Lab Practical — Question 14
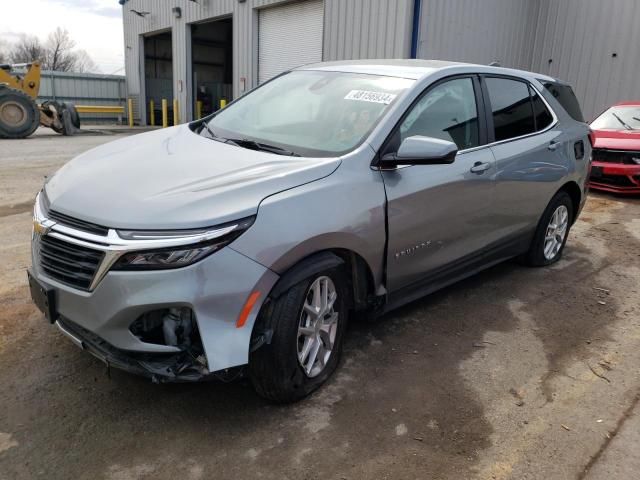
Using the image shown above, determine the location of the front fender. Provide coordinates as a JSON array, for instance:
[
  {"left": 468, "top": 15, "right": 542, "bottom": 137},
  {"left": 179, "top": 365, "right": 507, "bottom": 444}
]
[{"left": 230, "top": 154, "right": 387, "bottom": 291}]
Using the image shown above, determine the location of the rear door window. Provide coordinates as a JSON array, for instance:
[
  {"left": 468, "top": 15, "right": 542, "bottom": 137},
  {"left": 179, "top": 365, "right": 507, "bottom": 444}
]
[
  {"left": 542, "top": 81, "right": 584, "bottom": 122},
  {"left": 485, "top": 77, "right": 536, "bottom": 141}
]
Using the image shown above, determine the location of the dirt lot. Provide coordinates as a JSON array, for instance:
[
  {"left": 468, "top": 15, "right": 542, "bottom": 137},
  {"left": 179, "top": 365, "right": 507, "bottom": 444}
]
[{"left": 1, "top": 128, "right": 639, "bottom": 480}]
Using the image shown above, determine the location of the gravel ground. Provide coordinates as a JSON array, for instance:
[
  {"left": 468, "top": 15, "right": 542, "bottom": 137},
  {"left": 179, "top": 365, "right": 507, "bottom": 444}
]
[{"left": 1, "top": 128, "right": 639, "bottom": 480}]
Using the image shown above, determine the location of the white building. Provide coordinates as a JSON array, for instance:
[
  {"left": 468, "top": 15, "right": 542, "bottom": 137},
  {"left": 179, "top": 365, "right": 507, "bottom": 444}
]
[{"left": 121, "top": 0, "right": 640, "bottom": 124}]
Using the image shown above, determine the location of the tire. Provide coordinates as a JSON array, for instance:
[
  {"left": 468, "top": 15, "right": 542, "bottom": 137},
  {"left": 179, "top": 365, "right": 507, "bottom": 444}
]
[
  {"left": 249, "top": 267, "right": 349, "bottom": 403},
  {"left": 523, "top": 191, "right": 574, "bottom": 267},
  {"left": 0, "top": 87, "right": 40, "bottom": 139},
  {"left": 60, "top": 108, "right": 75, "bottom": 136},
  {"left": 63, "top": 102, "right": 81, "bottom": 129}
]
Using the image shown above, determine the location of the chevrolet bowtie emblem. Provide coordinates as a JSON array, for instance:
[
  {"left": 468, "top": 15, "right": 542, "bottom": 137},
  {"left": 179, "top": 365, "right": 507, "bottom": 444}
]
[{"left": 33, "top": 220, "right": 50, "bottom": 235}]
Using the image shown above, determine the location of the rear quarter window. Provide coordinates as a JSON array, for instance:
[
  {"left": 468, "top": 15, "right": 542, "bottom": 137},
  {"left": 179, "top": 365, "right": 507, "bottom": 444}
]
[
  {"left": 530, "top": 87, "right": 554, "bottom": 131},
  {"left": 542, "top": 81, "right": 585, "bottom": 122}
]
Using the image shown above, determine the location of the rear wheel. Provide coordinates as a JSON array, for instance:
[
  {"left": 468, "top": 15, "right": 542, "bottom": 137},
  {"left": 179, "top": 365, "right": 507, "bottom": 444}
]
[
  {"left": 0, "top": 87, "right": 40, "bottom": 139},
  {"left": 524, "top": 191, "right": 573, "bottom": 266},
  {"left": 249, "top": 267, "right": 348, "bottom": 403}
]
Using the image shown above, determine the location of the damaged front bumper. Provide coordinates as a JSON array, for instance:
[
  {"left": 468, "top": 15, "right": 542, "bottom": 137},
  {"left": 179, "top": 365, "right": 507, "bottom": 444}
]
[
  {"left": 30, "top": 246, "right": 279, "bottom": 378},
  {"left": 590, "top": 161, "right": 640, "bottom": 194},
  {"left": 56, "top": 317, "right": 212, "bottom": 382}
]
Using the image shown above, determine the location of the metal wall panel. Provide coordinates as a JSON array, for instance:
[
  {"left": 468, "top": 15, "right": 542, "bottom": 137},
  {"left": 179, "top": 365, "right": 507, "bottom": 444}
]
[
  {"left": 37, "top": 71, "right": 126, "bottom": 123},
  {"left": 323, "top": 0, "right": 413, "bottom": 60},
  {"left": 416, "top": 0, "right": 540, "bottom": 70},
  {"left": 530, "top": 0, "right": 640, "bottom": 119},
  {"left": 415, "top": 0, "right": 640, "bottom": 120},
  {"left": 123, "top": 0, "right": 640, "bottom": 124},
  {"left": 123, "top": 0, "right": 414, "bottom": 124}
]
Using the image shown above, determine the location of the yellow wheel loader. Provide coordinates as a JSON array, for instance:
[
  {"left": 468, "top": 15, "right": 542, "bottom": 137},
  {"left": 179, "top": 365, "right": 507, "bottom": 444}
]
[{"left": 0, "top": 62, "right": 80, "bottom": 139}]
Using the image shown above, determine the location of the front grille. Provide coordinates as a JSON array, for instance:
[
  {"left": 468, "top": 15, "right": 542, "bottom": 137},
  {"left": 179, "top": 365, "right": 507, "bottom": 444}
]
[
  {"left": 48, "top": 210, "right": 109, "bottom": 236},
  {"left": 39, "top": 235, "right": 104, "bottom": 290},
  {"left": 592, "top": 149, "right": 640, "bottom": 165}
]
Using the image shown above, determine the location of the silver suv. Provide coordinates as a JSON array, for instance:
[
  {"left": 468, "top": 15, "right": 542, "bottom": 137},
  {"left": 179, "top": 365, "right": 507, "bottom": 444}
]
[{"left": 29, "top": 60, "right": 591, "bottom": 402}]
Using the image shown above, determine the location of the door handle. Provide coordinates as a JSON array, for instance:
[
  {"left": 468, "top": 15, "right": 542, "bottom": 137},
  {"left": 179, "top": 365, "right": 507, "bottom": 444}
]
[
  {"left": 470, "top": 161, "right": 491, "bottom": 174},
  {"left": 548, "top": 141, "right": 561, "bottom": 151}
]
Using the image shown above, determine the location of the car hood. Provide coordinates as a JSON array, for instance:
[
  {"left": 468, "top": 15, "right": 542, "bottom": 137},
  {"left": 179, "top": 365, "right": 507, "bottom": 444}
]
[
  {"left": 592, "top": 128, "right": 640, "bottom": 151},
  {"left": 45, "top": 125, "right": 341, "bottom": 229}
]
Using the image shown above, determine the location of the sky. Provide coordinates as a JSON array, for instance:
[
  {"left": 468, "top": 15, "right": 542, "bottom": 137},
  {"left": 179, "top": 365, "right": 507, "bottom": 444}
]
[{"left": 0, "top": 0, "right": 124, "bottom": 74}]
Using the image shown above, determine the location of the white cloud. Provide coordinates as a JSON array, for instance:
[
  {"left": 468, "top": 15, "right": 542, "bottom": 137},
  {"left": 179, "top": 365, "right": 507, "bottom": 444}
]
[{"left": 0, "top": 0, "right": 124, "bottom": 73}]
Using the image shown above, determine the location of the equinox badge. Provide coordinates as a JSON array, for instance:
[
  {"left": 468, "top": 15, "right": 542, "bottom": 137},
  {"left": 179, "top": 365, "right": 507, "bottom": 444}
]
[{"left": 395, "top": 241, "right": 432, "bottom": 260}]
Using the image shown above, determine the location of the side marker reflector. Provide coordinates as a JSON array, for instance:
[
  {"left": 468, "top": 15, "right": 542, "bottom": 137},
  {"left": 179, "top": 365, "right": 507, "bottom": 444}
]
[{"left": 236, "top": 291, "right": 261, "bottom": 328}]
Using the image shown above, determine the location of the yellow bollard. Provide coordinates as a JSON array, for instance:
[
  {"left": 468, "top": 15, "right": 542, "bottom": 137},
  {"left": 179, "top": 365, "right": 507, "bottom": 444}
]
[
  {"left": 149, "top": 100, "right": 155, "bottom": 126},
  {"left": 219, "top": 99, "right": 227, "bottom": 109},
  {"left": 173, "top": 99, "right": 179, "bottom": 125},
  {"left": 196, "top": 101, "right": 203, "bottom": 120},
  {"left": 161, "top": 99, "right": 168, "bottom": 128},
  {"left": 127, "top": 98, "right": 134, "bottom": 127}
]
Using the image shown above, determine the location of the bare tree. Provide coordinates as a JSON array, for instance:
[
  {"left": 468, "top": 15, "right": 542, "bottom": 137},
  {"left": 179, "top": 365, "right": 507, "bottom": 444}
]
[
  {"left": 0, "top": 39, "right": 8, "bottom": 64},
  {"left": 74, "top": 49, "right": 99, "bottom": 73},
  {"left": 3, "top": 28, "right": 99, "bottom": 72},
  {"left": 44, "top": 28, "right": 77, "bottom": 72},
  {"left": 8, "top": 34, "right": 46, "bottom": 64}
]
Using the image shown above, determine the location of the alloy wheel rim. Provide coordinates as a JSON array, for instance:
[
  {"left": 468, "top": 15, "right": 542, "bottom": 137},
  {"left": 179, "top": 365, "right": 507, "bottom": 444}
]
[
  {"left": 543, "top": 205, "right": 569, "bottom": 260},
  {"left": 297, "top": 276, "right": 339, "bottom": 378}
]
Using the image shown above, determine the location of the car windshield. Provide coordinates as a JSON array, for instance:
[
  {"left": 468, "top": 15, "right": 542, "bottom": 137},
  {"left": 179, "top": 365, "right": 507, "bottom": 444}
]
[
  {"left": 591, "top": 106, "right": 640, "bottom": 131},
  {"left": 204, "top": 70, "right": 414, "bottom": 157}
]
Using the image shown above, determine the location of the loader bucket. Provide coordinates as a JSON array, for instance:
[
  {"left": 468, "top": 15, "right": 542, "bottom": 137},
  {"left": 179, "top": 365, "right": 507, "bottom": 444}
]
[{"left": 40, "top": 101, "right": 81, "bottom": 136}]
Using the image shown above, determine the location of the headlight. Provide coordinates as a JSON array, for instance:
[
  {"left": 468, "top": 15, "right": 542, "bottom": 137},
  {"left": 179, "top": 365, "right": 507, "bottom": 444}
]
[
  {"left": 632, "top": 157, "right": 640, "bottom": 165},
  {"left": 112, "top": 216, "right": 255, "bottom": 270},
  {"left": 113, "top": 242, "right": 224, "bottom": 269}
]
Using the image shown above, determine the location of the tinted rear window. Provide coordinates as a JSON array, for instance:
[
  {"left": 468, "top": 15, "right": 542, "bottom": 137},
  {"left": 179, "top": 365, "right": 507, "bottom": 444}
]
[{"left": 542, "top": 81, "right": 584, "bottom": 122}]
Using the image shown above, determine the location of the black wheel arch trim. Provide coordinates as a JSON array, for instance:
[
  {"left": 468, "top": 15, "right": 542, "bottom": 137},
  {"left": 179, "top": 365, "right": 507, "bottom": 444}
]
[{"left": 268, "top": 251, "right": 345, "bottom": 299}]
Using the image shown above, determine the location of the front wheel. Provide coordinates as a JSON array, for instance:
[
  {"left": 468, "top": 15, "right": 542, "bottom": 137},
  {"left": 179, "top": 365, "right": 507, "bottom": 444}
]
[
  {"left": 0, "top": 87, "right": 40, "bottom": 139},
  {"left": 524, "top": 191, "right": 573, "bottom": 266},
  {"left": 249, "top": 268, "right": 348, "bottom": 403}
]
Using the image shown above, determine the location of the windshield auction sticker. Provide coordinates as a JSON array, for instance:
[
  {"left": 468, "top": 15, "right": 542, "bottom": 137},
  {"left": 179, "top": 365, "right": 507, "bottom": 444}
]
[{"left": 344, "top": 90, "right": 397, "bottom": 104}]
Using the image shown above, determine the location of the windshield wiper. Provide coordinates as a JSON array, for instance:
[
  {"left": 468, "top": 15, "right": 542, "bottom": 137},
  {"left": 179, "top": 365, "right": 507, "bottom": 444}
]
[
  {"left": 198, "top": 126, "right": 301, "bottom": 156},
  {"left": 224, "top": 138, "right": 301, "bottom": 157},
  {"left": 199, "top": 122, "right": 217, "bottom": 138},
  {"left": 611, "top": 112, "right": 633, "bottom": 130}
]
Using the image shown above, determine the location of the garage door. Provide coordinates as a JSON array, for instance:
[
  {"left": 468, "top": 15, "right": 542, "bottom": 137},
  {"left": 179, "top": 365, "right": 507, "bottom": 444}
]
[{"left": 258, "top": 0, "right": 324, "bottom": 84}]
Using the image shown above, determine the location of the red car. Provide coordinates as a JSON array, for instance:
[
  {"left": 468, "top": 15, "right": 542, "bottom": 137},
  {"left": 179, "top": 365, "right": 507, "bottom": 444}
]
[{"left": 589, "top": 102, "right": 640, "bottom": 194}]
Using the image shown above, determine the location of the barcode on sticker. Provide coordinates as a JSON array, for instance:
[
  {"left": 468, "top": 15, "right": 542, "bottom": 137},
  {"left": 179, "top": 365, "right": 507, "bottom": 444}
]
[{"left": 344, "top": 90, "right": 397, "bottom": 105}]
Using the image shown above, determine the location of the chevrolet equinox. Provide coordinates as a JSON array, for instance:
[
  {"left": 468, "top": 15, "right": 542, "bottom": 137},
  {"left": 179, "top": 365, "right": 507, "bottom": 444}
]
[{"left": 29, "top": 60, "right": 591, "bottom": 402}]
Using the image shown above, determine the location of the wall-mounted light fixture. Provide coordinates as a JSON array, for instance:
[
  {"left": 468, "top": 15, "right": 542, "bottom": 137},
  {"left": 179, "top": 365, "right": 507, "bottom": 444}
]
[{"left": 172, "top": 6, "right": 182, "bottom": 18}]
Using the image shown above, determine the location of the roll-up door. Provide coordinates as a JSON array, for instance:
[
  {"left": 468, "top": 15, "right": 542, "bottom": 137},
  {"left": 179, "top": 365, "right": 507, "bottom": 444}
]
[{"left": 258, "top": 0, "right": 324, "bottom": 84}]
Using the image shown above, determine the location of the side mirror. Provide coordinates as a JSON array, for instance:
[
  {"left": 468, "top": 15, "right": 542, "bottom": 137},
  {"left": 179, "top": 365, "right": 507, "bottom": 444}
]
[{"left": 380, "top": 136, "right": 458, "bottom": 168}]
